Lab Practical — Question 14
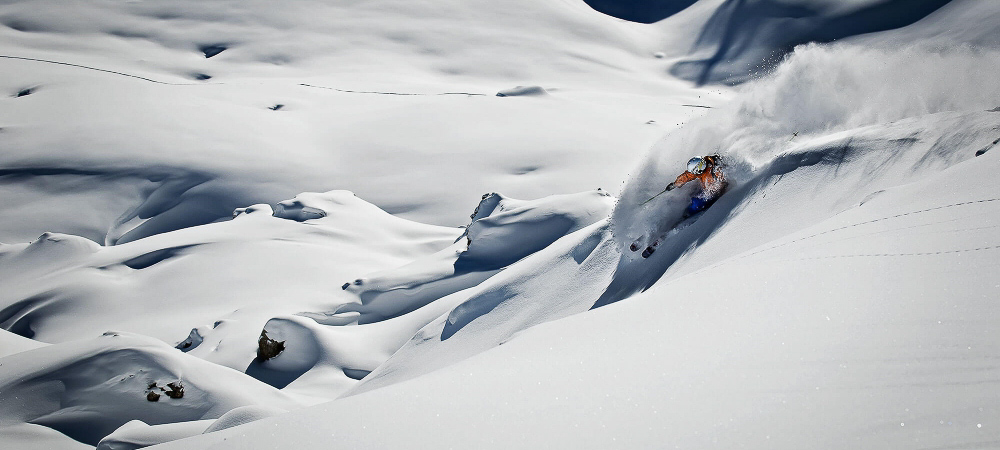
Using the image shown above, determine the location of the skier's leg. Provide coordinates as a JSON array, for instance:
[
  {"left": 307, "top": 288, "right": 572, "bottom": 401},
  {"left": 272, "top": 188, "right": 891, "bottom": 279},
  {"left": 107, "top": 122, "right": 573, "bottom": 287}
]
[{"left": 684, "top": 198, "right": 706, "bottom": 218}]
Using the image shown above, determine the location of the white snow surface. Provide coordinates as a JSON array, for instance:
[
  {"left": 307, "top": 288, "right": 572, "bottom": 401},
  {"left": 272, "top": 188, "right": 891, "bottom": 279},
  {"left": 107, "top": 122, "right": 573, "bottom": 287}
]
[{"left": 1, "top": 0, "right": 1000, "bottom": 449}]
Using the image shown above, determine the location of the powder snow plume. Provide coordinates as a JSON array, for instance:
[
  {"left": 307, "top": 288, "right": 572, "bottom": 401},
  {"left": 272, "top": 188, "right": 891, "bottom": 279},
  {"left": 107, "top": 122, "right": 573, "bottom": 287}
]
[{"left": 612, "top": 42, "right": 1000, "bottom": 247}]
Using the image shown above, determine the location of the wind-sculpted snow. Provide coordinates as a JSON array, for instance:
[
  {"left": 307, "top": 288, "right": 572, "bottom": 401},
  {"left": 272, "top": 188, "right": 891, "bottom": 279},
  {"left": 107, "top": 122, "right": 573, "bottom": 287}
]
[
  {"left": 242, "top": 190, "right": 614, "bottom": 398},
  {"left": 348, "top": 219, "right": 621, "bottom": 396},
  {"left": 0, "top": 191, "right": 459, "bottom": 368},
  {"left": 3, "top": 0, "right": 1000, "bottom": 449},
  {"left": 0, "top": 332, "right": 299, "bottom": 447},
  {"left": 311, "top": 36, "right": 1000, "bottom": 431},
  {"left": 338, "top": 191, "right": 615, "bottom": 324},
  {"left": 0, "top": 0, "right": 686, "bottom": 245},
  {"left": 0, "top": 186, "right": 618, "bottom": 424},
  {"left": 96, "top": 420, "right": 214, "bottom": 450},
  {"left": 671, "top": 0, "right": 953, "bottom": 84},
  {"left": 321, "top": 193, "right": 648, "bottom": 395},
  {"left": 200, "top": 405, "right": 287, "bottom": 434},
  {"left": 0, "top": 165, "right": 243, "bottom": 246},
  {"left": 348, "top": 105, "right": 1000, "bottom": 399},
  {"left": 159, "top": 103, "right": 1000, "bottom": 450},
  {"left": 244, "top": 314, "right": 427, "bottom": 398},
  {"left": 0, "top": 328, "right": 46, "bottom": 358},
  {"left": 46, "top": 36, "right": 1000, "bottom": 441},
  {"left": 459, "top": 191, "right": 614, "bottom": 269}
]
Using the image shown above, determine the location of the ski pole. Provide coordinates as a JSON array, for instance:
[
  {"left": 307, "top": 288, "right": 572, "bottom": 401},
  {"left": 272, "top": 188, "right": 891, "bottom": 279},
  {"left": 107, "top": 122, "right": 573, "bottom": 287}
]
[{"left": 640, "top": 187, "right": 669, "bottom": 205}]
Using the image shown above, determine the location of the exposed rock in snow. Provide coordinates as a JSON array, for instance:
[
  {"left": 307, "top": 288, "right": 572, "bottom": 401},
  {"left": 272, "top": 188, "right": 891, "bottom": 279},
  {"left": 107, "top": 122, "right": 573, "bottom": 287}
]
[
  {"left": 174, "top": 328, "right": 204, "bottom": 352},
  {"left": 272, "top": 195, "right": 329, "bottom": 222},
  {"left": 495, "top": 86, "right": 548, "bottom": 97},
  {"left": 0, "top": 333, "right": 300, "bottom": 446},
  {"left": 255, "top": 329, "right": 285, "bottom": 362}
]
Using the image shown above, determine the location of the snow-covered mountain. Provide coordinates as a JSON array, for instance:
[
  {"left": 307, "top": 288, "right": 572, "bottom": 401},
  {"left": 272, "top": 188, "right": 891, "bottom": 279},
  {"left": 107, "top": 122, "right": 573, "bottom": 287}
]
[{"left": 1, "top": 0, "right": 999, "bottom": 449}]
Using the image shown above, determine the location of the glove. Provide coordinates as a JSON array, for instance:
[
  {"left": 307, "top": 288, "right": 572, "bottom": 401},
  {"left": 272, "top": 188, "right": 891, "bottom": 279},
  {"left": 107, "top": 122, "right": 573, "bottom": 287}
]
[{"left": 665, "top": 183, "right": 675, "bottom": 191}]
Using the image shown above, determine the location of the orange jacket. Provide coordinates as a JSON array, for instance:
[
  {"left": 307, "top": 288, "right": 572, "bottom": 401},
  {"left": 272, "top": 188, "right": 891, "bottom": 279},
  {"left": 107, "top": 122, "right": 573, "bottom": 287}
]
[{"left": 672, "top": 156, "right": 727, "bottom": 199}]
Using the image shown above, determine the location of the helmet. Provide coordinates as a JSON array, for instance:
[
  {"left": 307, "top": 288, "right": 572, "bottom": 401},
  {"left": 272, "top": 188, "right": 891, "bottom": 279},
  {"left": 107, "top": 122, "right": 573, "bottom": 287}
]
[{"left": 687, "top": 157, "right": 707, "bottom": 174}]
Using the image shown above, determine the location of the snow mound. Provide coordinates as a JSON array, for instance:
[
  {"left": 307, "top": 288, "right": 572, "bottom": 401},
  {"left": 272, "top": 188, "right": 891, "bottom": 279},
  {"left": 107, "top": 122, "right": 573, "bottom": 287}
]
[
  {"left": 350, "top": 40, "right": 1000, "bottom": 397},
  {"left": 0, "top": 328, "right": 46, "bottom": 358},
  {"left": 0, "top": 189, "right": 459, "bottom": 376},
  {"left": 96, "top": 419, "right": 213, "bottom": 450},
  {"left": 243, "top": 190, "right": 613, "bottom": 398},
  {"left": 245, "top": 308, "right": 456, "bottom": 400},
  {"left": 0, "top": 332, "right": 300, "bottom": 446},
  {"left": 202, "top": 405, "right": 287, "bottom": 434},
  {"left": 349, "top": 218, "right": 620, "bottom": 395},
  {"left": 460, "top": 191, "right": 613, "bottom": 268},
  {"left": 337, "top": 190, "right": 614, "bottom": 324},
  {"left": 245, "top": 317, "right": 324, "bottom": 391}
]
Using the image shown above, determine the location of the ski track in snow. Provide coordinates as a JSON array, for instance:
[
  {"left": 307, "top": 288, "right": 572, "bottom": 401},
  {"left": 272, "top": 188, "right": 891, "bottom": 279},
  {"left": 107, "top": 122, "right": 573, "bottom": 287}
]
[
  {"left": 735, "top": 197, "right": 1000, "bottom": 260},
  {"left": 0, "top": 55, "right": 206, "bottom": 85},
  {"left": 298, "top": 83, "right": 488, "bottom": 97}
]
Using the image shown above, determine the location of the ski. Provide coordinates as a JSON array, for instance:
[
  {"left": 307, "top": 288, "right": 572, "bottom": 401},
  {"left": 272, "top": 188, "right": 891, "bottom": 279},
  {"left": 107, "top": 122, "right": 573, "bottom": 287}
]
[
  {"left": 629, "top": 236, "right": 644, "bottom": 252},
  {"left": 641, "top": 238, "right": 660, "bottom": 258},
  {"left": 637, "top": 210, "right": 707, "bottom": 258}
]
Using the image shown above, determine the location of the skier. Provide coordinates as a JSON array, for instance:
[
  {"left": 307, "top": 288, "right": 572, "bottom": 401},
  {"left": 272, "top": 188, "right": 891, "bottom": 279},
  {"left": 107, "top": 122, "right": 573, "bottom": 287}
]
[
  {"left": 631, "top": 154, "right": 728, "bottom": 256},
  {"left": 666, "top": 154, "right": 727, "bottom": 218}
]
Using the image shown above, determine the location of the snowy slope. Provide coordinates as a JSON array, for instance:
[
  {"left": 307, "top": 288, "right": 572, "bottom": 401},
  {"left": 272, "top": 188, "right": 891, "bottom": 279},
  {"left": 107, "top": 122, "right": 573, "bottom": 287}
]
[
  {"left": 155, "top": 3, "right": 1000, "bottom": 446},
  {"left": 0, "top": 332, "right": 300, "bottom": 446},
  {"left": 0, "top": 191, "right": 459, "bottom": 355},
  {"left": 155, "top": 108, "right": 1000, "bottom": 450},
  {"left": 339, "top": 107, "right": 1000, "bottom": 396},
  {"left": 2, "top": 0, "right": 1000, "bottom": 449},
  {"left": 0, "top": 0, "right": 718, "bottom": 245}
]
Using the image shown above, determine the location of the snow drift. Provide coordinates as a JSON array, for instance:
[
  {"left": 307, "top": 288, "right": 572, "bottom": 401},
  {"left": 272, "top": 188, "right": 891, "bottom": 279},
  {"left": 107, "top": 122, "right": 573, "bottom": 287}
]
[
  {"left": 246, "top": 190, "right": 615, "bottom": 399},
  {"left": 338, "top": 190, "right": 615, "bottom": 324},
  {"left": 0, "top": 332, "right": 298, "bottom": 446},
  {"left": 0, "top": 0, "right": 685, "bottom": 245}
]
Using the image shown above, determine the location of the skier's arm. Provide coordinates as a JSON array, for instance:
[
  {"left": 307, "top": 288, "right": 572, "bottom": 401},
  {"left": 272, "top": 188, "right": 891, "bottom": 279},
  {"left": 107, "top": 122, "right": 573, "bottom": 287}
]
[{"left": 668, "top": 171, "right": 697, "bottom": 190}]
